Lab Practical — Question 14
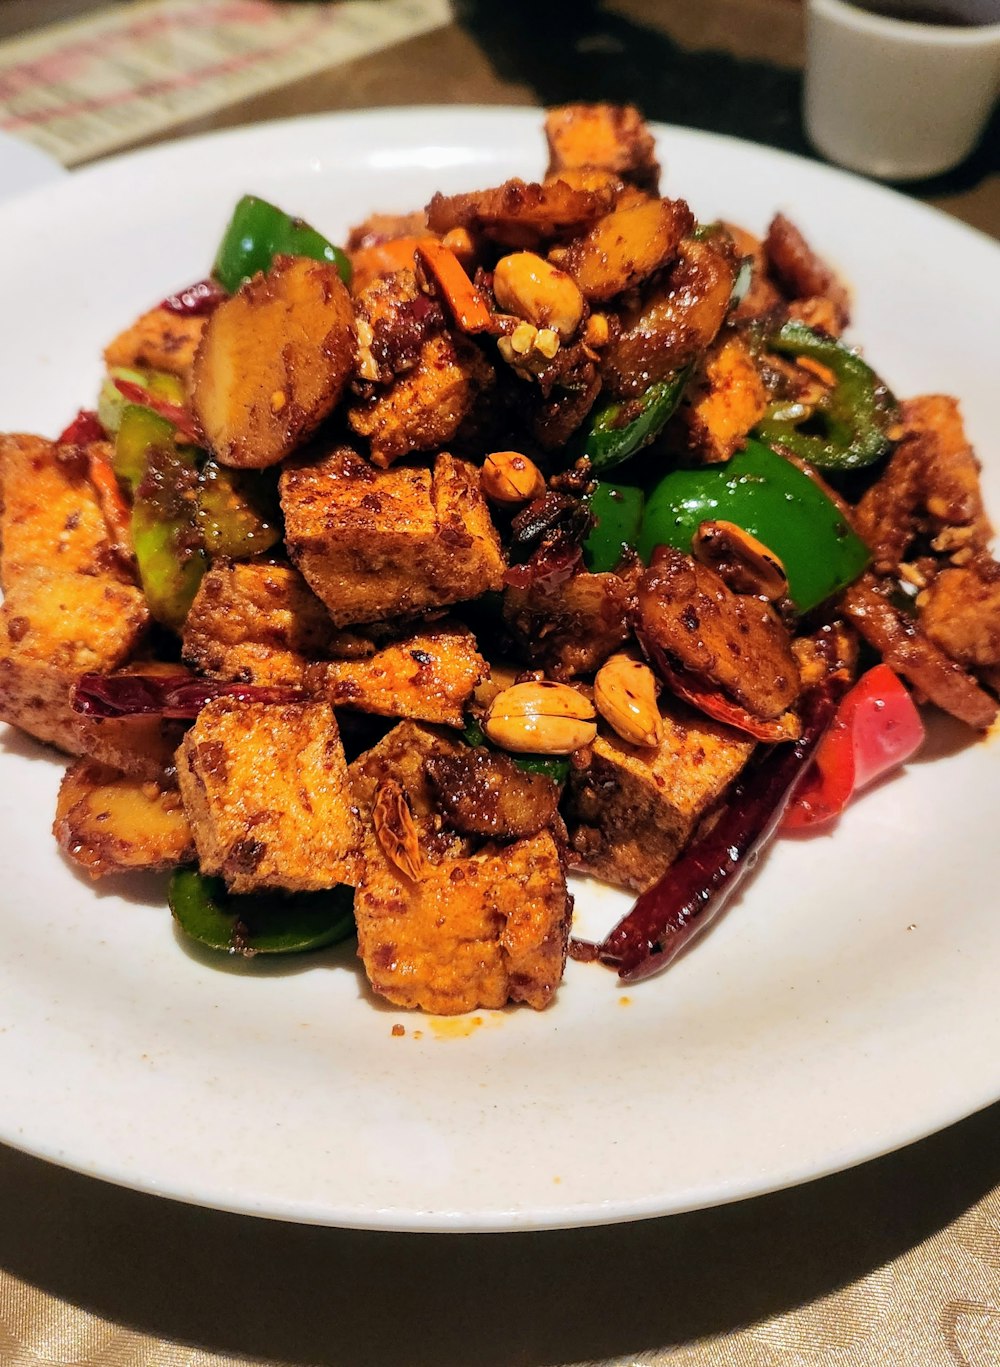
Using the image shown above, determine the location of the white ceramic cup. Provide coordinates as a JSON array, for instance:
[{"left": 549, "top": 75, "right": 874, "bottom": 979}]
[{"left": 805, "top": 0, "right": 1000, "bottom": 179}]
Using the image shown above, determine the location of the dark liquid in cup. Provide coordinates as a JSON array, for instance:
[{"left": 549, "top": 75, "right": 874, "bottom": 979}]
[{"left": 852, "top": 0, "right": 998, "bottom": 21}]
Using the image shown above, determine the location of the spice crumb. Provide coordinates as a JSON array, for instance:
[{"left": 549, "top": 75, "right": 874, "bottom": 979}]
[{"left": 391, "top": 1023, "right": 405, "bottom": 1037}]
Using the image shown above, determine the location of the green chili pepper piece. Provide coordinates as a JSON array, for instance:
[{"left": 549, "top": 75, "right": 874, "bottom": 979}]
[
  {"left": 753, "top": 319, "right": 897, "bottom": 471},
  {"left": 582, "top": 368, "right": 690, "bottom": 472},
  {"left": 583, "top": 481, "right": 645, "bottom": 573},
  {"left": 460, "top": 715, "right": 570, "bottom": 785},
  {"left": 197, "top": 460, "right": 282, "bottom": 559},
  {"left": 213, "top": 194, "right": 351, "bottom": 293},
  {"left": 132, "top": 439, "right": 207, "bottom": 630},
  {"left": 114, "top": 403, "right": 174, "bottom": 492},
  {"left": 639, "top": 438, "right": 869, "bottom": 614},
  {"left": 169, "top": 869, "right": 355, "bottom": 956},
  {"left": 511, "top": 754, "right": 572, "bottom": 784}
]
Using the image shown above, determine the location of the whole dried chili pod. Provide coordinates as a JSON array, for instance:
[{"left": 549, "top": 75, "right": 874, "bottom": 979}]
[
  {"left": 73, "top": 672, "right": 303, "bottom": 720},
  {"left": 593, "top": 679, "right": 844, "bottom": 982}
]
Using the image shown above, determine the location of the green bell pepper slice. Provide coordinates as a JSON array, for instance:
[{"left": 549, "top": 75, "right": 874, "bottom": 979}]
[
  {"left": 213, "top": 194, "right": 351, "bottom": 293},
  {"left": 638, "top": 438, "right": 869, "bottom": 614},
  {"left": 581, "top": 368, "right": 690, "bottom": 472},
  {"left": 113, "top": 403, "right": 173, "bottom": 492},
  {"left": 582, "top": 481, "right": 645, "bottom": 574},
  {"left": 754, "top": 319, "right": 897, "bottom": 471},
  {"left": 197, "top": 460, "right": 282, "bottom": 559},
  {"left": 116, "top": 404, "right": 207, "bottom": 628},
  {"left": 169, "top": 869, "right": 355, "bottom": 956}
]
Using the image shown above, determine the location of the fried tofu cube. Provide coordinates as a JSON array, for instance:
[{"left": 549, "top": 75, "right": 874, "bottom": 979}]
[
  {"left": 355, "top": 830, "right": 571, "bottom": 1014},
  {"left": 544, "top": 103, "right": 660, "bottom": 191},
  {"left": 176, "top": 698, "right": 360, "bottom": 893},
  {"left": 183, "top": 560, "right": 336, "bottom": 687},
  {"left": 566, "top": 701, "right": 755, "bottom": 891},
  {"left": 677, "top": 332, "right": 768, "bottom": 464},
  {"left": 0, "top": 570, "right": 148, "bottom": 752},
  {"left": 54, "top": 760, "right": 194, "bottom": 879},
  {"left": 104, "top": 305, "right": 206, "bottom": 385},
  {"left": 0, "top": 435, "right": 121, "bottom": 589},
  {"left": 321, "top": 622, "right": 486, "bottom": 726},
  {"left": 281, "top": 447, "right": 505, "bottom": 626},
  {"left": 348, "top": 331, "right": 493, "bottom": 467}
]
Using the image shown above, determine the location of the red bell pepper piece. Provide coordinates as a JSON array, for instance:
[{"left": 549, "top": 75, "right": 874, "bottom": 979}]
[{"left": 783, "top": 663, "right": 924, "bottom": 830}]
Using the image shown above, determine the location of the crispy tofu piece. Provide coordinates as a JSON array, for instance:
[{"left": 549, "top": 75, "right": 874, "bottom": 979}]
[
  {"left": 183, "top": 560, "right": 336, "bottom": 687},
  {"left": 348, "top": 331, "right": 493, "bottom": 467},
  {"left": 176, "top": 698, "right": 360, "bottom": 893},
  {"left": 72, "top": 661, "right": 187, "bottom": 781},
  {"left": 54, "top": 760, "right": 194, "bottom": 879},
  {"left": 567, "top": 701, "right": 754, "bottom": 891},
  {"left": 677, "top": 332, "right": 768, "bottom": 463},
  {"left": 73, "top": 712, "right": 185, "bottom": 782},
  {"left": 0, "top": 435, "right": 122, "bottom": 589},
  {"left": 503, "top": 570, "right": 635, "bottom": 678},
  {"left": 355, "top": 830, "right": 571, "bottom": 1014},
  {"left": 551, "top": 197, "right": 693, "bottom": 303},
  {"left": 281, "top": 447, "right": 505, "bottom": 626},
  {"left": 104, "top": 305, "right": 205, "bottom": 384},
  {"left": 320, "top": 623, "right": 486, "bottom": 726},
  {"left": 544, "top": 103, "right": 660, "bottom": 191},
  {"left": 0, "top": 570, "right": 148, "bottom": 753}
]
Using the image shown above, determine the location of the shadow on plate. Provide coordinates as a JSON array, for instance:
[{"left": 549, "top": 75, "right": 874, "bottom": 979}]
[{"left": 0, "top": 1101, "right": 997, "bottom": 1365}]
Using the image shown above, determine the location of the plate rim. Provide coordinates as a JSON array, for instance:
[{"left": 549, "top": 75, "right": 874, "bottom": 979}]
[{"left": 0, "top": 106, "right": 998, "bottom": 1233}]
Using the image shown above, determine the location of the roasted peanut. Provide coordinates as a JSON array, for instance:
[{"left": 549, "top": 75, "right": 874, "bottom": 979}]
[
  {"left": 594, "top": 654, "right": 663, "bottom": 748},
  {"left": 481, "top": 451, "right": 546, "bottom": 505},
  {"left": 692, "top": 520, "right": 789, "bottom": 601},
  {"left": 484, "top": 680, "right": 596, "bottom": 754},
  {"left": 441, "top": 226, "right": 476, "bottom": 269},
  {"left": 493, "top": 251, "right": 585, "bottom": 341}
]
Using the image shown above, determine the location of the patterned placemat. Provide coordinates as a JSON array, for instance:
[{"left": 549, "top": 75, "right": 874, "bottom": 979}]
[{"left": 0, "top": 0, "right": 452, "bottom": 166}]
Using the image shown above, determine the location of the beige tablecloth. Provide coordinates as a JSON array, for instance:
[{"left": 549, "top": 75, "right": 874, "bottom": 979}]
[{"left": 0, "top": 3, "right": 998, "bottom": 1364}]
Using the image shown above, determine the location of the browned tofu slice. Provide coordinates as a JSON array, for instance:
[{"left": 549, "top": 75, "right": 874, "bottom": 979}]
[
  {"left": 355, "top": 831, "right": 571, "bottom": 1014},
  {"left": 348, "top": 331, "right": 493, "bottom": 468},
  {"left": 544, "top": 103, "right": 660, "bottom": 191},
  {"left": 176, "top": 698, "right": 360, "bottom": 893},
  {"left": 104, "top": 305, "right": 206, "bottom": 384},
  {"left": 54, "top": 760, "right": 194, "bottom": 879},
  {"left": 183, "top": 560, "right": 336, "bottom": 687},
  {"left": 281, "top": 447, "right": 505, "bottom": 626},
  {"left": 320, "top": 623, "right": 486, "bottom": 726},
  {"left": 566, "top": 701, "right": 755, "bottom": 891},
  {"left": 0, "top": 435, "right": 123, "bottom": 590},
  {"left": 504, "top": 569, "right": 634, "bottom": 678},
  {"left": 676, "top": 332, "right": 768, "bottom": 464},
  {"left": 0, "top": 570, "right": 148, "bottom": 752}
]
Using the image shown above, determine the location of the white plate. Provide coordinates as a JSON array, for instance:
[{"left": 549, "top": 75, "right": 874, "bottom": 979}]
[
  {"left": 0, "top": 109, "right": 998, "bottom": 1233},
  {"left": 0, "top": 129, "right": 65, "bottom": 202}
]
